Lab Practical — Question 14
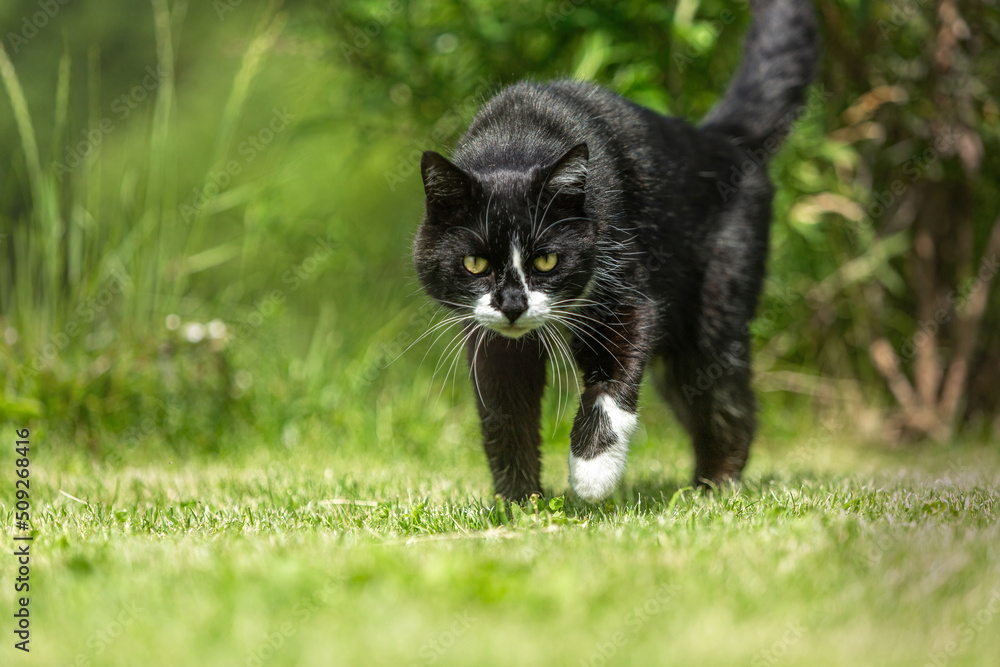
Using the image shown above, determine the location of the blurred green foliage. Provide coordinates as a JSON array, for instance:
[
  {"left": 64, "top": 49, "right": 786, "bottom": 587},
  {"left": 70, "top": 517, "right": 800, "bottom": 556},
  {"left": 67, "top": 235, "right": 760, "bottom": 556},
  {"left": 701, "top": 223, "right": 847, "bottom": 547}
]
[{"left": 1, "top": 0, "right": 998, "bottom": 454}]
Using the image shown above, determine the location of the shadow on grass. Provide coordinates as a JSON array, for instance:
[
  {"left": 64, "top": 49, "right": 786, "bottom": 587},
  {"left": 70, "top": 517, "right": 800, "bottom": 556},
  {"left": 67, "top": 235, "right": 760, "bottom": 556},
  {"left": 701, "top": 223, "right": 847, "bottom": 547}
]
[
  {"left": 448, "top": 468, "right": 832, "bottom": 533},
  {"left": 554, "top": 469, "right": 829, "bottom": 519}
]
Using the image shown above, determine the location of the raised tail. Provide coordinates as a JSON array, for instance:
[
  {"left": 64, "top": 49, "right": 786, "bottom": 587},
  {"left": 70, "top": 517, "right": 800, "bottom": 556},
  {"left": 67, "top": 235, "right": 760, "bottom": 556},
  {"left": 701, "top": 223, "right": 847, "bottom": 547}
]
[{"left": 700, "top": 0, "right": 818, "bottom": 150}]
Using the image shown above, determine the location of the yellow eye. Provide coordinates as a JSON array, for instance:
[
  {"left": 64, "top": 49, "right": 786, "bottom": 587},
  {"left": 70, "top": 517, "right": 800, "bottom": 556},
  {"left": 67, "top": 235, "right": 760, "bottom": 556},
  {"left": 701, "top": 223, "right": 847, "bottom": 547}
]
[
  {"left": 533, "top": 253, "right": 558, "bottom": 272},
  {"left": 463, "top": 255, "right": 489, "bottom": 274}
]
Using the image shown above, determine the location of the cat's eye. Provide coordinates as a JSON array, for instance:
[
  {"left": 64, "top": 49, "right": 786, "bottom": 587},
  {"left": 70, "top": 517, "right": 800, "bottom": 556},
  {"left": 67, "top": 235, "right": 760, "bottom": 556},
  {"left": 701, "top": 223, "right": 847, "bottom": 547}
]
[
  {"left": 533, "top": 253, "right": 558, "bottom": 272},
  {"left": 463, "top": 255, "right": 489, "bottom": 275}
]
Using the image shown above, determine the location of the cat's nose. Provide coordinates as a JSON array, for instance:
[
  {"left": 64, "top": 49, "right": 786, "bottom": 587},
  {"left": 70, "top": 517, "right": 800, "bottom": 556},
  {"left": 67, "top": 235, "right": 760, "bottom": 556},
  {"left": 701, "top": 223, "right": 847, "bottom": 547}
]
[
  {"left": 501, "top": 305, "right": 526, "bottom": 324},
  {"left": 496, "top": 288, "right": 527, "bottom": 324}
]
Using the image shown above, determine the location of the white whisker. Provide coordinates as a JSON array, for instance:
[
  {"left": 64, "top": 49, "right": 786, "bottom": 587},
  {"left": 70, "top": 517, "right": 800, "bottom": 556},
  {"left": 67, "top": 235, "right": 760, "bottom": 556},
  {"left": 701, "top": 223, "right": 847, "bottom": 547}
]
[
  {"left": 469, "top": 327, "right": 489, "bottom": 405},
  {"left": 535, "top": 327, "right": 560, "bottom": 425},
  {"left": 484, "top": 190, "right": 495, "bottom": 242},
  {"left": 544, "top": 323, "right": 580, "bottom": 427},
  {"left": 417, "top": 314, "right": 478, "bottom": 370},
  {"left": 434, "top": 324, "right": 480, "bottom": 406},
  {"left": 536, "top": 184, "right": 566, "bottom": 236}
]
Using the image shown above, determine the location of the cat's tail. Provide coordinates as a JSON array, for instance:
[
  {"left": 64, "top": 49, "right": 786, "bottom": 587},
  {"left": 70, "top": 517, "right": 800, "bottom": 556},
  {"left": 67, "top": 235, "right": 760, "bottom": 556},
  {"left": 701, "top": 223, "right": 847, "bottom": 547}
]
[{"left": 699, "top": 0, "right": 818, "bottom": 151}]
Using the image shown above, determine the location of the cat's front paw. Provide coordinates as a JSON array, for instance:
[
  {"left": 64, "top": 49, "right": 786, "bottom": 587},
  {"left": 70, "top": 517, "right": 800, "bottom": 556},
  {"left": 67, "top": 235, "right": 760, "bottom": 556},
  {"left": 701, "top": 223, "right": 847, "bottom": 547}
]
[
  {"left": 569, "top": 447, "right": 628, "bottom": 502},
  {"left": 568, "top": 394, "right": 637, "bottom": 502}
]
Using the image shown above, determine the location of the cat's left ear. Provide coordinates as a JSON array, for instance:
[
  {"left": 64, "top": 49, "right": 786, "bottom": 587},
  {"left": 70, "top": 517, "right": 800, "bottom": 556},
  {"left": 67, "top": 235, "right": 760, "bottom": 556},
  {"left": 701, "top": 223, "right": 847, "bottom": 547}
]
[
  {"left": 543, "top": 143, "right": 589, "bottom": 197},
  {"left": 421, "top": 151, "right": 472, "bottom": 209}
]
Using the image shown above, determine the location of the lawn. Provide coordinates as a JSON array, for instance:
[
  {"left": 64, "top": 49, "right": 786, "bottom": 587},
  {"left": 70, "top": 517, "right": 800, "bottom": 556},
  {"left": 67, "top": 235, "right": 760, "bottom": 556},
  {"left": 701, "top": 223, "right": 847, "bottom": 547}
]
[{"left": 4, "top": 414, "right": 998, "bottom": 666}]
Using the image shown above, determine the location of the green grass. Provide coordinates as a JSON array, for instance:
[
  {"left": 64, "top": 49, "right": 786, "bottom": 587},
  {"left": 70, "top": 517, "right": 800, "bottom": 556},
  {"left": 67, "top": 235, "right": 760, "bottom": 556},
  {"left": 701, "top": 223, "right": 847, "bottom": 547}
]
[{"left": 3, "top": 429, "right": 999, "bottom": 666}]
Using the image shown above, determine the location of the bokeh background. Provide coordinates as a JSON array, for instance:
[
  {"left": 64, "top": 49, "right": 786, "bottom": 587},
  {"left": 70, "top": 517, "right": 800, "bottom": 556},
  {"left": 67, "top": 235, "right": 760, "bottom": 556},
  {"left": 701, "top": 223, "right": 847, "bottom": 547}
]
[{"left": 2, "top": 0, "right": 999, "bottom": 459}]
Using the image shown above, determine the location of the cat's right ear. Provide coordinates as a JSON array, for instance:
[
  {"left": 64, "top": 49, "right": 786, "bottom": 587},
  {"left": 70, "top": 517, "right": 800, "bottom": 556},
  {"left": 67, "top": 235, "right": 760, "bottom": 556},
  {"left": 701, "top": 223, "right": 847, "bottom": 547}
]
[
  {"left": 421, "top": 152, "right": 471, "bottom": 213},
  {"left": 544, "top": 143, "right": 589, "bottom": 197}
]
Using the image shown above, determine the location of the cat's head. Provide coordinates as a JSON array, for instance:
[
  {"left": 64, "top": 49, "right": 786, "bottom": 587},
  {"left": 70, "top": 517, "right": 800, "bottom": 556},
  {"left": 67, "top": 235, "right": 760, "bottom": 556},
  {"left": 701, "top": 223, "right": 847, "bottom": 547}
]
[{"left": 413, "top": 143, "right": 596, "bottom": 339}]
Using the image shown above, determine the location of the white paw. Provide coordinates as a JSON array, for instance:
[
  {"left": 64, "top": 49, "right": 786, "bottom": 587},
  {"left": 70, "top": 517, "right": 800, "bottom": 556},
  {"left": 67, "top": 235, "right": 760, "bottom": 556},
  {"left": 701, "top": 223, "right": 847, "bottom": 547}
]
[
  {"left": 569, "top": 395, "right": 637, "bottom": 502},
  {"left": 569, "top": 447, "right": 628, "bottom": 502}
]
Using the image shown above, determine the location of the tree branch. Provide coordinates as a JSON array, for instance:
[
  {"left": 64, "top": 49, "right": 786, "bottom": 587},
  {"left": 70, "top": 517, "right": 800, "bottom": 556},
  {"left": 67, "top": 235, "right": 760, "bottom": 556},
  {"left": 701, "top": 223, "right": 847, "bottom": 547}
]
[{"left": 939, "top": 214, "right": 1000, "bottom": 421}]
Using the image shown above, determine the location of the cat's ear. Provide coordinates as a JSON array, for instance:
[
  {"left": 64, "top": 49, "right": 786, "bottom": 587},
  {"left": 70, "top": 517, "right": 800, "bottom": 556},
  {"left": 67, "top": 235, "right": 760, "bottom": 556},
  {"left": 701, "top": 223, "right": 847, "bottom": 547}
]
[
  {"left": 544, "top": 143, "right": 589, "bottom": 197},
  {"left": 421, "top": 151, "right": 471, "bottom": 209}
]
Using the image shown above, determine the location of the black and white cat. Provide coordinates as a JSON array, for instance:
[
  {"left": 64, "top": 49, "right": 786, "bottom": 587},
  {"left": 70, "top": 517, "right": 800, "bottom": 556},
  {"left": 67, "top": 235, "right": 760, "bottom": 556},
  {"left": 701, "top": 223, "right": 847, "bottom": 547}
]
[{"left": 413, "top": 0, "right": 818, "bottom": 501}]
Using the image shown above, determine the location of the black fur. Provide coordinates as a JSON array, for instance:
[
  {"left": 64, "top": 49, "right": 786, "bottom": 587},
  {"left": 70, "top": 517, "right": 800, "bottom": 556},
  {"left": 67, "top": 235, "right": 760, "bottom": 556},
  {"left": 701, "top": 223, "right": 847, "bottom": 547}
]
[{"left": 413, "top": 0, "right": 818, "bottom": 500}]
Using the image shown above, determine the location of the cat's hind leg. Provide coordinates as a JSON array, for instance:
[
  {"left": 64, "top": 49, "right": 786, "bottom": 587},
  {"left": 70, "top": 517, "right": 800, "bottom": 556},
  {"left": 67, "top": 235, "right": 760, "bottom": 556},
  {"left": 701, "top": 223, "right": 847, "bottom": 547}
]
[
  {"left": 467, "top": 330, "right": 548, "bottom": 500},
  {"left": 691, "top": 344, "right": 756, "bottom": 486},
  {"left": 659, "top": 340, "right": 756, "bottom": 488},
  {"left": 677, "top": 183, "right": 767, "bottom": 486}
]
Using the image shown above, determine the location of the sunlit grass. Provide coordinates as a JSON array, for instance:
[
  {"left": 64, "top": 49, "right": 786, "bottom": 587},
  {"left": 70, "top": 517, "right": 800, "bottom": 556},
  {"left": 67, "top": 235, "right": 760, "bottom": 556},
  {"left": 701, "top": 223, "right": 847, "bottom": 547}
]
[{"left": 3, "top": 434, "right": 998, "bottom": 666}]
